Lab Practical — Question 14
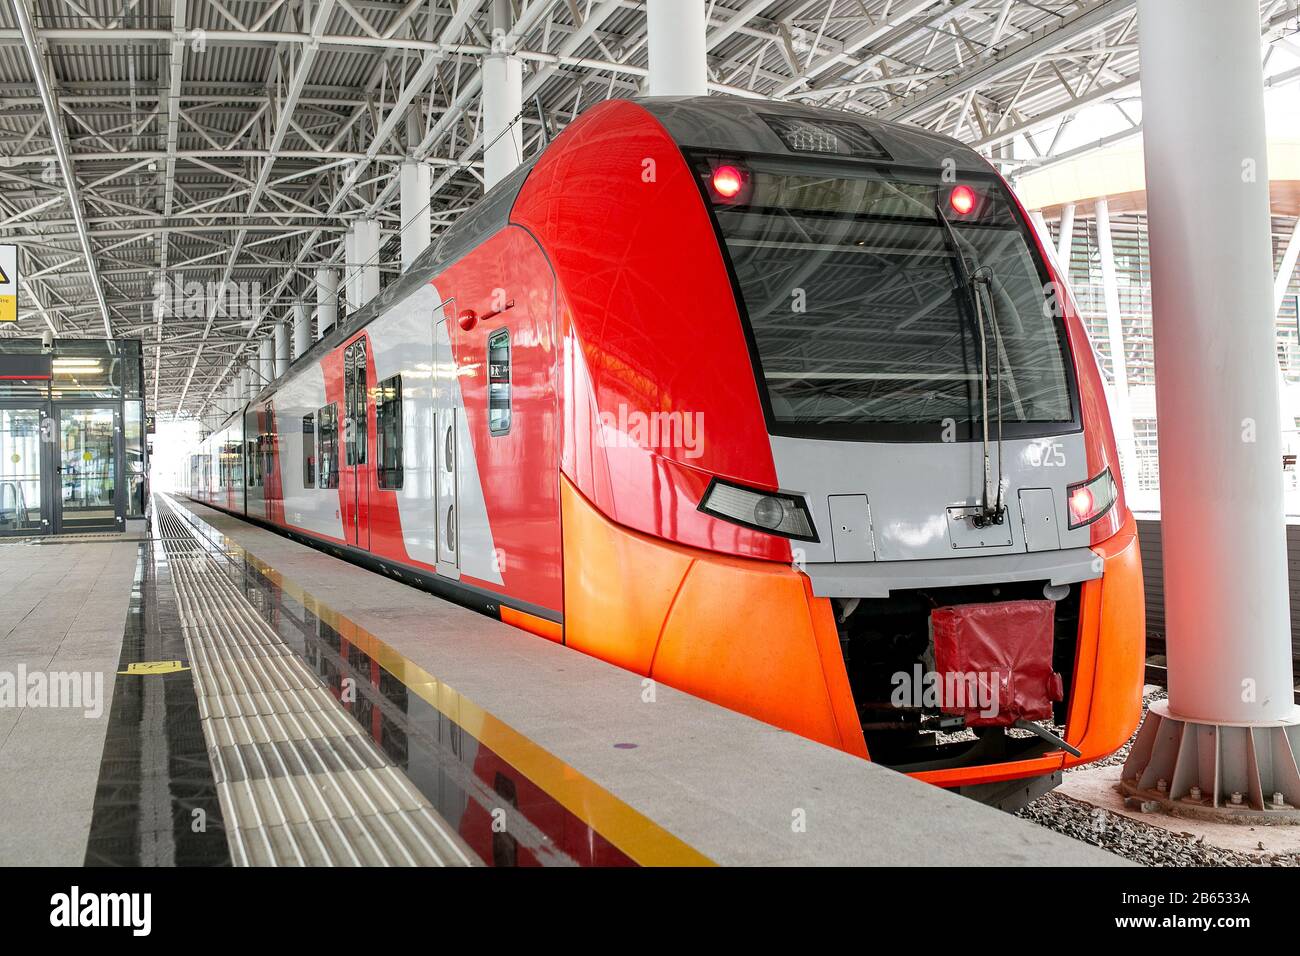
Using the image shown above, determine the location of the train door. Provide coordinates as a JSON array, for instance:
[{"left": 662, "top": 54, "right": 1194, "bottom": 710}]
[
  {"left": 433, "top": 313, "right": 459, "bottom": 574},
  {"left": 342, "top": 337, "right": 372, "bottom": 550}
]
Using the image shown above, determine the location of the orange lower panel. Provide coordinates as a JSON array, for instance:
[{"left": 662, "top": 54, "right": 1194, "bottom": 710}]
[
  {"left": 1065, "top": 512, "right": 1146, "bottom": 766},
  {"left": 913, "top": 754, "right": 1065, "bottom": 789},
  {"left": 652, "top": 552, "right": 868, "bottom": 757},
  {"left": 562, "top": 476, "right": 867, "bottom": 757},
  {"left": 561, "top": 479, "right": 695, "bottom": 675},
  {"left": 501, "top": 606, "right": 564, "bottom": 643}
]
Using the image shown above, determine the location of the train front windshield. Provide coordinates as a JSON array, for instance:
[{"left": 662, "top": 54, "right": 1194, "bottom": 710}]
[{"left": 699, "top": 156, "right": 1075, "bottom": 441}]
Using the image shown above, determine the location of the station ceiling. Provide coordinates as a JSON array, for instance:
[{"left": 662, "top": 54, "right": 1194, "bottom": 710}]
[{"left": 0, "top": 0, "right": 1297, "bottom": 418}]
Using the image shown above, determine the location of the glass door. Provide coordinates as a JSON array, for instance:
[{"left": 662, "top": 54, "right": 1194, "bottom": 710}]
[
  {"left": 0, "top": 407, "right": 46, "bottom": 535},
  {"left": 57, "top": 405, "right": 119, "bottom": 532},
  {"left": 433, "top": 316, "right": 459, "bottom": 572},
  {"left": 342, "top": 337, "right": 371, "bottom": 550}
]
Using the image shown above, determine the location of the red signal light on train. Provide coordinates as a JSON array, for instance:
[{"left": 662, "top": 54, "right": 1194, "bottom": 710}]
[
  {"left": 1067, "top": 468, "right": 1117, "bottom": 529},
  {"left": 1068, "top": 485, "right": 1094, "bottom": 523},
  {"left": 711, "top": 165, "right": 746, "bottom": 199},
  {"left": 949, "top": 184, "right": 977, "bottom": 215}
]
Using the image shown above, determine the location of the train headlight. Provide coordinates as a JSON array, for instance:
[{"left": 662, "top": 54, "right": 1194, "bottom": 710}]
[
  {"left": 752, "top": 496, "right": 786, "bottom": 529},
  {"left": 1066, "top": 467, "right": 1116, "bottom": 529},
  {"left": 698, "top": 478, "right": 818, "bottom": 542}
]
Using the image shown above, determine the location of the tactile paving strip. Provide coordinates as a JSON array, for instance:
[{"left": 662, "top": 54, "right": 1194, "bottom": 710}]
[{"left": 154, "top": 495, "right": 476, "bottom": 867}]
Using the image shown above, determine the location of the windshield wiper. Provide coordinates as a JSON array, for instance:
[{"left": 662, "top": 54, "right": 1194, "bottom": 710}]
[{"left": 934, "top": 201, "right": 1005, "bottom": 527}]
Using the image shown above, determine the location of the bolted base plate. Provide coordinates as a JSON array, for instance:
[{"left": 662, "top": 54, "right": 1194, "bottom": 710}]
[{"left": 1120, "top": 701, "right": 1300, "bottom": 823}]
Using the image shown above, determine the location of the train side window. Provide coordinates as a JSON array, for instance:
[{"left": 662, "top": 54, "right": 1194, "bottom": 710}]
[
  {"left": 259, "top": 410, "right": 273, "bottom": 484},
  {"left": 354, "top": 339, "right": 368, "bottom": 464},
  {"left": 302, "top": 414, "right": 316, "bottom": 488},
  {"left": 343, "top": 340, "right": 368, "bottom": 465},
  {"left": 246, "top": 438, "right": 260, "bottom": 487},
  {"left": 488, "top": 329, "right": 511, "bottom": 435},
  {"left": 317, "top": 403, "right": 339, "bottom": 489},
  {"left": 375, "top": 375, "right": 403, "bottom": 489},
  {"left": 344, "top": 345, "right": 356, "bottom": 466}
]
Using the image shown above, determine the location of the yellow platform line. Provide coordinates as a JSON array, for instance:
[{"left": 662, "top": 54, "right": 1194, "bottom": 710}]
[{"left": 172, "top": 500, "right": 715, "bottom": 867}]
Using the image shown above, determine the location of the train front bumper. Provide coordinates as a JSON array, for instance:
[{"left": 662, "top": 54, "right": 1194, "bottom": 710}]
[
  {"left": 912, "top": 513, "right": 1145, "bottom": 788},
  {"left": 562, "top": 476, "right": 1145, "bottom": 787}
]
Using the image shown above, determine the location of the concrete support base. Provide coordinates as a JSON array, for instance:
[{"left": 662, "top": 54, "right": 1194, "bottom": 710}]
[
  {"left": 1120, "top": 700, "right": 1300, "bottom": 821},
  {"left": 1057, "top": 762, "right": 1300, "bottom": 858}
]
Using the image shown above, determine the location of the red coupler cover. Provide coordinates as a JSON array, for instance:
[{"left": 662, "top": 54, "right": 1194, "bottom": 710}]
[{"left": 931, "top": 600, "right": 1063, "bottom": 727}]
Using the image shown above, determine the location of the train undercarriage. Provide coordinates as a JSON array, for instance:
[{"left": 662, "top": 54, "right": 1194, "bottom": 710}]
[{"left": 833, "top": 579, "right": 1082, "bottom": 807}]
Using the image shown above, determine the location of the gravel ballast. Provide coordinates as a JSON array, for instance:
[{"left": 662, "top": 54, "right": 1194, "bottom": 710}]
[{"left": 1014, "top": 687, "right": 1300, "bottom": 866}]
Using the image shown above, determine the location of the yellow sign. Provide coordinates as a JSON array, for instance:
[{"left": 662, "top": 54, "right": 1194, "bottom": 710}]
[
  {"left": 9, "top": 453, "right": 17, "bottom": 464},
  {"left": 82, "top": 450, "right": 92, "bottom": 461},
  {"left": 118, "top": 660, "right": 190, "bottom": 675},
  {"left": 0, "top": 244, "right": 15, "bottom": 323}
]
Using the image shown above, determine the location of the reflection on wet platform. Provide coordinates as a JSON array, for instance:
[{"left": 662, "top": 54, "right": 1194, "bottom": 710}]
[
  {"left": 168, "top": 501, "right": 682, "bottom": 866},
  {"left": 279, "top": 598, "right": 632, "bottom": 867},
  {"left": 85, "top": 537, "right": 230, "bottom": 866}
]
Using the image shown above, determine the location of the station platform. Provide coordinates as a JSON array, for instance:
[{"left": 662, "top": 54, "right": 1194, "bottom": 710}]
[
  {"left": 0, "top": 495, "right": 1124, "bottom": 867},
  {"left": 0, "top": 535, "right": 139, "bottom": 864}
]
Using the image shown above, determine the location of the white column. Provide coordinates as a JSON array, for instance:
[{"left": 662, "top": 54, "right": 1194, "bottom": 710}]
[
  {"left": 342, "top": 228, "right": 358, "bottom": 313},
  {"left": 1028, "top": 210, "right": 1051, "bottom": 250},
  {"left": 258, "top": 338, "right": 274, "bottom": 392},
  {"left": 354, "top": 217, "right": 381, "bottom": 306},
  {"left": 1139, "top": 0, "right": 1295, "bottom": 725},
  {"left": 292, "top": 302, "right": 311, "bottom": 359},
  {"left": 1094, "top": 198, "right": 1139, "bottom": 489},
  {"left": 647, "top": 0, "right": 707, "bottom": 97},
  {"left": 243, "top": 366, "right": 256, "bottom": 402},
  {"left": 483, "top": 0, "right": 523, "bottom": 191},
  {"left": 316, "top": 268, "right": 338, "bottom": 339},
  {"left": 1056, "top": 202, "right": 1076, "bottom": 268},
  {"left": 400, "top": 161, "right": 433, "bottom": 270},
  {"left": 483, "top": 52, "right": 523, "bottom": 190},
  {"left": 273, "top": 319, "right": 289, "bottom": 379}
]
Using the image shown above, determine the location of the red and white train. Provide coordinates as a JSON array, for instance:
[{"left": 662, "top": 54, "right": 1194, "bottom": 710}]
[{"left": 186, "top": 95, "right": 1144, "bottom": 803}]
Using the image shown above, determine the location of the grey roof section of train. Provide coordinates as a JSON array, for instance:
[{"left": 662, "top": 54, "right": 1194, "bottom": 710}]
[
  {"left": 224, "top": 94, "right": 982, "bottom": 426},
  {"left": 635, "top": 93, "right": 993, "bottom": 173}
]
